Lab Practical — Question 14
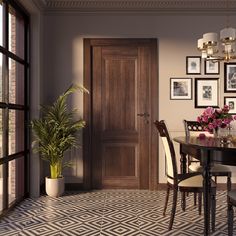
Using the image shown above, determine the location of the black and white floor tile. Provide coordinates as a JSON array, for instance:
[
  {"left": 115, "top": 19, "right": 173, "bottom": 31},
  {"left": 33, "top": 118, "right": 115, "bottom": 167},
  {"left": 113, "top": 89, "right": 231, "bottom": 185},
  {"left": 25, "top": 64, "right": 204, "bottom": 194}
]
[{"left": 0, "top": 190, "right": 234, "bottom": 235}]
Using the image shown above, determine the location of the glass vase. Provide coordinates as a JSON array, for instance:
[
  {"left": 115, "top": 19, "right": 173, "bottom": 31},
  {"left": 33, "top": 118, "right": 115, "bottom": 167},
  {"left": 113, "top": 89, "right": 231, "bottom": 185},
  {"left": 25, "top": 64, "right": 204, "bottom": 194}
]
[{"left": 218, "top": 126, "right": 231, "bottom": 144}]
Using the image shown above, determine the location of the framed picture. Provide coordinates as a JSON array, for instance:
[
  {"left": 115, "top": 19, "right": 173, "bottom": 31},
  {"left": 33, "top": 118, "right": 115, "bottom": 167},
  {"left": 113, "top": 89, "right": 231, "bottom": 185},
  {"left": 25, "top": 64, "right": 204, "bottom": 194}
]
[
  {"left": 224, "top": 97, "right": 236, "bottom": 114},
  {"left": 170, "top": 77, "right": 192, "bottom": 100},
  {"left": 205, "top": 60, "right": 220, "bottom": 74},
  {"left": 186, "top": 56, "right": 201, "bottom": 74},
  {"left": 195, "top": 78, "right": 219, "bottom": 108},
  {"left": 224, "top": 63, "right": 236, "bottom": 92}
]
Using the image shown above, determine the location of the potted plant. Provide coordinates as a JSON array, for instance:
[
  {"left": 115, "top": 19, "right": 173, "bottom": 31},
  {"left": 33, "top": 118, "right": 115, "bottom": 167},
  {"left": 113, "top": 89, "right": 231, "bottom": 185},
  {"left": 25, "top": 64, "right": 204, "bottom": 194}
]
[{"left": 31, "top": 84, "right": 88, "bottom": 197}]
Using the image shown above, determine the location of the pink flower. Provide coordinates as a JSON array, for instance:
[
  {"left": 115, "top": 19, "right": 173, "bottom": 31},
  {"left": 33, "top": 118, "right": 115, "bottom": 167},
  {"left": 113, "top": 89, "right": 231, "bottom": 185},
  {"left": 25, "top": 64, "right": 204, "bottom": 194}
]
[{"left": 197, "top": 106, "right": 234, "bottom": 131}]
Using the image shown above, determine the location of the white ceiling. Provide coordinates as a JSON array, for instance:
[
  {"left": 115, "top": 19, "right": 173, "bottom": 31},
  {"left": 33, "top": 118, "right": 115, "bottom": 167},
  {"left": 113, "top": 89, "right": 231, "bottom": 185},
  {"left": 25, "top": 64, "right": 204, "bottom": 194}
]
[{"left": 34, "top": 0, "right": 236, "bottom": 13}]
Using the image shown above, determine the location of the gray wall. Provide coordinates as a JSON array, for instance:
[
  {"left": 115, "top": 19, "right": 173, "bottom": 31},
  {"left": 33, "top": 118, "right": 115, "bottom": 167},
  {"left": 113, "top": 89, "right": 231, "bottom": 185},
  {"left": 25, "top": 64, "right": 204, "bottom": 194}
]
[{"left": 41, "top": 13, "right": 236, "bottom": 184}]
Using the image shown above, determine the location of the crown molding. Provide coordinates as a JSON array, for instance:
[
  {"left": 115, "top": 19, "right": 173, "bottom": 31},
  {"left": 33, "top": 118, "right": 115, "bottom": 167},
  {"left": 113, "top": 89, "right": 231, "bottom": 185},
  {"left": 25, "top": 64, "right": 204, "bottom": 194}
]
[
  {"left": 39, "top": 0, "right": 236, "bottom": 13},
  {"left": 32, "top": 0, "right": 47, "bottom": 10}
]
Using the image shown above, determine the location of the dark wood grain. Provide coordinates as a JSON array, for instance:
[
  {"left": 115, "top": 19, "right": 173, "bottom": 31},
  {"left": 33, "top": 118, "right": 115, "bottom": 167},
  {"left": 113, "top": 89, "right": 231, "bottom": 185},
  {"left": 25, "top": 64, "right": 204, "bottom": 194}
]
[{"left": 83, "top": 39, "right": 158, "bottom": 189}]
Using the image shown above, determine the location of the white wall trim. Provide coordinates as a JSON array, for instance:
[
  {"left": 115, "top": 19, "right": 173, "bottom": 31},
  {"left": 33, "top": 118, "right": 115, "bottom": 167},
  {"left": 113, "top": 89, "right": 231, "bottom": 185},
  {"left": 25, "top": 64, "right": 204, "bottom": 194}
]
[{"left": 40, "top": 0, "right": 236, "bottom": 13}]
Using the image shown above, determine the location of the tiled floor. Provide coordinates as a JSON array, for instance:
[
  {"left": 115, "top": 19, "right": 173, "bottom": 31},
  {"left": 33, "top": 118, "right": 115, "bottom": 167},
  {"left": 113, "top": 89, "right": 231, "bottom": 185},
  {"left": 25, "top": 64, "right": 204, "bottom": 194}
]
[{"left": 0, "top": 190, "right": 233, "bottom": 235}]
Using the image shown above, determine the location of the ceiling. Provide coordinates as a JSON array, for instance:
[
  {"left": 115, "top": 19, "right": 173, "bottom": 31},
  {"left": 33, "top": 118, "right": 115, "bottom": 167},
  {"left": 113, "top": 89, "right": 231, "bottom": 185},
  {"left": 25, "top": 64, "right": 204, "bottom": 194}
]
[{"left": 33, "top": 0, "right": 236, "bottom": 13}]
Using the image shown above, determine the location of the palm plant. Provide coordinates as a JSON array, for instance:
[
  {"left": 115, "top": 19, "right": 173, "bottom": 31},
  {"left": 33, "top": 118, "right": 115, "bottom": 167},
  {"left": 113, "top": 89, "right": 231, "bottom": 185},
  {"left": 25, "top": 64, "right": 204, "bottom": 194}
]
[{"left": 31, "top": 84, "right": 89, "bottom": 179}]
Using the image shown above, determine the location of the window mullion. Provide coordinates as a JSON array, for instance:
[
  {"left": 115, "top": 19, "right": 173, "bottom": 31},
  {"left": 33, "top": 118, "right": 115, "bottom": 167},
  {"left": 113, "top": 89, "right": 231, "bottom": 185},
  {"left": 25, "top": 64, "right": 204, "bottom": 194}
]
[{"left": 2, "top": 0, "right": 9, "bottom": 211}]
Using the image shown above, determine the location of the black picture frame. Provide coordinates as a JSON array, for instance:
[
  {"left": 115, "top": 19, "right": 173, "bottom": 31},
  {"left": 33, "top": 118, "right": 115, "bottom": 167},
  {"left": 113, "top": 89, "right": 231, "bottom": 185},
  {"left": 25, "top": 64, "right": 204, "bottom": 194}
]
[
  {"left": 170, "top": 77, "right": 192, "bottom": 100},
  {"left": 195, "top": 78, "right": 219, "bottom": 108},
  {"left": 186, "top": 56, "right": 201, "bottom": 75},
  {"left": 224, "top": 63, "right": 236, "bottom": 92},
  {"left": 204, "top": 60, "right": 220, "bottom": 75},
  {"left": 224, "top": 96, "right": 236, "bottom": 114}
]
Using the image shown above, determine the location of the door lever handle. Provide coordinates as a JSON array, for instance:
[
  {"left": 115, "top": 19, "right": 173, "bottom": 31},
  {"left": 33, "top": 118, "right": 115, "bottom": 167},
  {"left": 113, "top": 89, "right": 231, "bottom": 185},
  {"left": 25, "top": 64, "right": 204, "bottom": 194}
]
[
  {"left": 137, "top": 112, "right": 150, "bottom": 124},
  {"left": 137, "top": 112, "right": 150, "bottom": 117}
]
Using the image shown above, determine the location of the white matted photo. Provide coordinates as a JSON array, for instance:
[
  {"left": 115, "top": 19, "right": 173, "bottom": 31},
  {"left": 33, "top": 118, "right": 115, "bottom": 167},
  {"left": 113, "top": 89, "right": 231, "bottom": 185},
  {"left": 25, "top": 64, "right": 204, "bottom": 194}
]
[
  {"left": 186, "top": 56, "right": 201, "bottom": 74},
  {"left": 224, "top": 63, "right": 236, "bottom": 92},
  {"left": 195, "top": 78, "right": 219, "bottom": 108},
  {"left": 205, "top": 60, "right": 219, "bottom": 74},
  {"left": 170, "top": 78, "right": 192, "bottom": 100},
  {"left": 224, "top": 97, "right": 236, "bottom": 114}
]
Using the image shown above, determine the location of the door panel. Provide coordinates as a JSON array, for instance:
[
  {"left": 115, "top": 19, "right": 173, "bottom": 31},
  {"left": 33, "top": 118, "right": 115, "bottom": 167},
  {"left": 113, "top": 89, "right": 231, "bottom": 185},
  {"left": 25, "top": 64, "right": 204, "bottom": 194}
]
[
  {"left": 84, "top": 39, "right": 158, "bottom": 190},
  {"left": 102, "top": 55, "right": 137, "bottom": 131}
]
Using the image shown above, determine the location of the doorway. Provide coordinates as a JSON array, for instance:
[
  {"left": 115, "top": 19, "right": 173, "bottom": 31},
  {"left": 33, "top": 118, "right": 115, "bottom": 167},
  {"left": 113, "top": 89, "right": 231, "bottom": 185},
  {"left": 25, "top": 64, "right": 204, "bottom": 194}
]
[{"left": 83, "top": 39, "right": 158, "bottom": 190}]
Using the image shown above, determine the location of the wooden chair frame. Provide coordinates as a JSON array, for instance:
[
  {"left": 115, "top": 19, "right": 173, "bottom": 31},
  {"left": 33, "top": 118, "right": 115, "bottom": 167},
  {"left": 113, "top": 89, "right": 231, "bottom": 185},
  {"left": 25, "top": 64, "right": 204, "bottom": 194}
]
[{"left": 155, "top": 120, "right": 216, "bottom": 231}]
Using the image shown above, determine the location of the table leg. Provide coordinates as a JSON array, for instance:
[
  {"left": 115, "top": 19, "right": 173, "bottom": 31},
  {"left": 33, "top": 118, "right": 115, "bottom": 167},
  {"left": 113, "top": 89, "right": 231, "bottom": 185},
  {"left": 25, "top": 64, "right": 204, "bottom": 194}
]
[
  {"left": 180, "top": 152, "right": 187, "bottom": 174},
  {"left": 180, "top": 151, "right": 187, "bottom": 211},
  {"left": 202, "top": 149, "right": 211, "bottom": 236}
]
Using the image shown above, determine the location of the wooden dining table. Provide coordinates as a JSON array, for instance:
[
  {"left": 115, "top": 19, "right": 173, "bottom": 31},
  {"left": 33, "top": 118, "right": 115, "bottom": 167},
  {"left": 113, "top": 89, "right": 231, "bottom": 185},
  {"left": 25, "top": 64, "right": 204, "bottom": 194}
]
[{"left": 174, "top": 136, "right": 236, "bottom": 236}]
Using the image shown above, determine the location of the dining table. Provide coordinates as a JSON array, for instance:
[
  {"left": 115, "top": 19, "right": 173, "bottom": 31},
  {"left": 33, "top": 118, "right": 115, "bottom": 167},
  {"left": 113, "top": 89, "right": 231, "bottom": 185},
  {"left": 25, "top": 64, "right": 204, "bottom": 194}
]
[{"left": 174, "top": 135, "right": 236, "bottom": 236}]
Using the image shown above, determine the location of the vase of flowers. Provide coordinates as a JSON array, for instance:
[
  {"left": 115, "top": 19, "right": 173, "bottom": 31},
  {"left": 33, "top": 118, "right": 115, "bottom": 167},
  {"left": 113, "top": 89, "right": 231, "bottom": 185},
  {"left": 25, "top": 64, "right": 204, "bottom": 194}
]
[{"left": 197, "top": 106, "right": 236, "bottom": 140}]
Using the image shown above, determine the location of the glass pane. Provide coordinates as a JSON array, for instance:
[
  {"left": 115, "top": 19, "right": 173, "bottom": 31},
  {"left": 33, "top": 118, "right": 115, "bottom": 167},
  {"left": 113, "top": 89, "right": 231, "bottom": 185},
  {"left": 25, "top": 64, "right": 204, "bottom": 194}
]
[
  {"left": 9, "top": 58, "right": 24, "bottom": 105},
  {"left": 0, "top": 1, "right": 3, "bottom": 47},
  {"left": 0, "top": 164, "right": 3, "bottom": 211},
  {"left": 8, "top": 5, "right": 25, "bottom": 59},
  {"left": 0, "top": 109, "right": 3, "bottom": 158},
  {"left": 9, "top": 110, "right": 24, "bottom": 155},
  {"left": 8, "top": 157, "right": 25, "bottom": 205},
  {"left": 0, "top": 53, "right": 2, "bottom": 102}
]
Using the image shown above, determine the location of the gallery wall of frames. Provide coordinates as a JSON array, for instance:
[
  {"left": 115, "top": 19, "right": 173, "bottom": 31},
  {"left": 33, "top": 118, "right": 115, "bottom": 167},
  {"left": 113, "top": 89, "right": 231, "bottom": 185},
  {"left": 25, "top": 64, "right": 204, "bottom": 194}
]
[
  {"left": 170, "top": 56, "right": 236, "bottom": 115},
  {"left": 0, "top": 0, "right": 29, "bottom": 215}
]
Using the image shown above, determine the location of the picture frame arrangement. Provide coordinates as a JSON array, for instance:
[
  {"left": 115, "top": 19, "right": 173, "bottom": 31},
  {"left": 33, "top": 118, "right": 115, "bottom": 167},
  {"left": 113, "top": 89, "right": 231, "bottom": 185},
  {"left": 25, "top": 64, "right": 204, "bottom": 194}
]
[
  {"left": 224, "top": 63, "right": 236, "bottom": 92},
  {"left": 170, "top": 78, "right": 192, "bottom": 100},
  {"left": 186, "top": 56, "right": 201, "bottom": 74},
  {"left": 224, "top": 97, "right": 236, "bottom": 114},
  {"left": 170, "top": 57, "right": 236, "bottom": 107},
  {"left": 204, "top": 60, "right": 220, "bottom": 75},
  {"left": 194, "top": 78, "right": 219, "bottom": 108}
]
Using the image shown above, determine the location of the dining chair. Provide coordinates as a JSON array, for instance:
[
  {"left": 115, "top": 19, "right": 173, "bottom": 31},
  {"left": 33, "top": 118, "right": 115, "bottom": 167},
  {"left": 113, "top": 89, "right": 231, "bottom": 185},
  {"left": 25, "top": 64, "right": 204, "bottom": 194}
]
[
  {"left": 228, "top": 189, "right": 236, "bottom": 236},
  {"left": 154, "top": 120, "right": 216, "bottom": 231},
  {"left": 183, "top": 120, "right": 231, "bottom": 191}
]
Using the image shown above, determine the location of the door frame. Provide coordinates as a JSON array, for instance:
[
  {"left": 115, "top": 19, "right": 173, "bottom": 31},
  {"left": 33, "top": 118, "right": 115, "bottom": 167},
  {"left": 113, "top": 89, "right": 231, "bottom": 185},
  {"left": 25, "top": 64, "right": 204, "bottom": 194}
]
[{"left": 83, "top": 38, "right": 159, "bottom": 190}]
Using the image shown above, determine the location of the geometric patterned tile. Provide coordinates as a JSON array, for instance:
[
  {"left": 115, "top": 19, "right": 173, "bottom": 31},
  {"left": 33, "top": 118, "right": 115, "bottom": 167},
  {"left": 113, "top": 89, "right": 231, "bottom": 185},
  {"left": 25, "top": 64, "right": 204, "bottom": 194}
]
[{"left": 0, "top": 190, "right": 235, "bottom": 235}]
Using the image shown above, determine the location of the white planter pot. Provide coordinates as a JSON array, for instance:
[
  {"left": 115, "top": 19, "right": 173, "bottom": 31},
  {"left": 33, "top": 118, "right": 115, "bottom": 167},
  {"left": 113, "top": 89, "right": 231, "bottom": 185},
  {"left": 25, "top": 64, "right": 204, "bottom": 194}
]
[{"left": 45, "top": 176, "right": 65, "bottom": 197}]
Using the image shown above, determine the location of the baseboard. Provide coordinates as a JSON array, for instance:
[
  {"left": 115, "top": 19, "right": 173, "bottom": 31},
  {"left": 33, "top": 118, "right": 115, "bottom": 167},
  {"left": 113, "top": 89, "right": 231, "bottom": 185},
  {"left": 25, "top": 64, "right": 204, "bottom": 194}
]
[{"left": 65, "top": 183, "right": 84, "bottom": 191}]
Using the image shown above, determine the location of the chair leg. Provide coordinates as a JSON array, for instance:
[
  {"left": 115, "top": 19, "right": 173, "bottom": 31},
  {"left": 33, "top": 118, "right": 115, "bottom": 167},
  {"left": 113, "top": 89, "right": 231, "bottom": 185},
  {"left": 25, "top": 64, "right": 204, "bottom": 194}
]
[
  {"left": 227, "top": 176, "right": 231, "bottom": 192},
  {"left": 211, "top": 191, "right": 216, "bottom": 232},
  {"left": 163, "top": 186, "right": 170, "bottom": 216},
  {"left": 194, "top": 192, "right": 197, "bottom": 206},
  {"left": 169, "top": 188, "right": 178, "bottom": 231},
  {"left": 181, "top": 192, "right": 186, "bottom": 211},
  {"left": 228, "top": 200, "right": 234, "bottom": 236},
  {"left": 198, "top": 193, "right": 202, "bottom": 215},
  {"left": 214, "top": 176, "right": 217, "bottom": 184}
]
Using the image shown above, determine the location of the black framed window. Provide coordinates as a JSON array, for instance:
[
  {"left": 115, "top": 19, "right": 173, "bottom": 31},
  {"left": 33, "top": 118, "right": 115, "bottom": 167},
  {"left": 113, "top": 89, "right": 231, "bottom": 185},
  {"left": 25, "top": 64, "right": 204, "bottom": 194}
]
[{"left": 0, "top": 0, "right": 29, "bottom": 213}]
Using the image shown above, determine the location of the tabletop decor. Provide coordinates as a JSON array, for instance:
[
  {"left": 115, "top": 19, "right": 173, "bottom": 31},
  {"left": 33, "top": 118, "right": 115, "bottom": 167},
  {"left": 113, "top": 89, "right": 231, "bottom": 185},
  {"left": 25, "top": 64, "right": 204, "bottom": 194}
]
[{"left": 197, "top": 105, "right": 236, "bottom": 135}]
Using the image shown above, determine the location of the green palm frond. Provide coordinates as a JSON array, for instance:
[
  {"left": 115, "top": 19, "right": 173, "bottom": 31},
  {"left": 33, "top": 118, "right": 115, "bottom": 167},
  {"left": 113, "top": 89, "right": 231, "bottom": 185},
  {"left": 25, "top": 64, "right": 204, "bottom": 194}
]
[{"left": 31, "top": 84, "right": 88, "bottom": 178}]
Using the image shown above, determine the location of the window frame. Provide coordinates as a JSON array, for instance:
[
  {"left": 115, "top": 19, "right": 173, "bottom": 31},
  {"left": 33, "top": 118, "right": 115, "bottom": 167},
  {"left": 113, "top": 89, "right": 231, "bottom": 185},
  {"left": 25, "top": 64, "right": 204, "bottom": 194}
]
[{"left": 0, "top": 0, "right": 29, "bottom": 213}]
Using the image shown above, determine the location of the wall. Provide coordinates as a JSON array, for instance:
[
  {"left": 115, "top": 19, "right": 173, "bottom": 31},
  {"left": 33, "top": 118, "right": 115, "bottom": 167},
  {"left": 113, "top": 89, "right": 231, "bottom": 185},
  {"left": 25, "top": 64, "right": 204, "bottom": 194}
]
[
  {"left": 19, "top": 0, "right": 43, "bottom": 197},
  {"left": 42, "top": 12, "right": 236, "bottom": 184}
]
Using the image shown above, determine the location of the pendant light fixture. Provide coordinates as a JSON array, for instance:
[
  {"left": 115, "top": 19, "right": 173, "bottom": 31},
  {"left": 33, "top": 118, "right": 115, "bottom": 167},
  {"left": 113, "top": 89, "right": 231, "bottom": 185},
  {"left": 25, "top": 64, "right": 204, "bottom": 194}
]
[{"left": 197, "top": 0, "right": 236, "bottom": 62}]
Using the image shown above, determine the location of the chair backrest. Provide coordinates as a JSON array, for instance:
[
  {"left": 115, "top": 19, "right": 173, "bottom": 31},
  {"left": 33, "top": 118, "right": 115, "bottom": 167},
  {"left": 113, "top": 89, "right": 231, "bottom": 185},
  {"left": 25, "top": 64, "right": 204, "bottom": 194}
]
[
  {"left": 154, "top": 120, "right": 177, "bottom": 184},
  {"left": 183, "top": 120, "right": 213, "bottom": 138}
]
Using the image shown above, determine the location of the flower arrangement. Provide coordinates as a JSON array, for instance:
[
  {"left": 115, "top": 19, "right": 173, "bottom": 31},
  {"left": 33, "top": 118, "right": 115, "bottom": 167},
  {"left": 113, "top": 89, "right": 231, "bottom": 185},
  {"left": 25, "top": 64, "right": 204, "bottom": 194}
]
[{"left": 197, "top": 105, "right": 236, "bottom": 133}]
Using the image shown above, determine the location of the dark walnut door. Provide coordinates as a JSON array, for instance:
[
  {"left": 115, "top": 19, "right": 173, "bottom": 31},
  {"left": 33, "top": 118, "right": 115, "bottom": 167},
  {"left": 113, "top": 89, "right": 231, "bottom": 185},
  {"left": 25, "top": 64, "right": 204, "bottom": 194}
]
[{"left": 84, "top": 39, "right": 158, "bottom": 189}]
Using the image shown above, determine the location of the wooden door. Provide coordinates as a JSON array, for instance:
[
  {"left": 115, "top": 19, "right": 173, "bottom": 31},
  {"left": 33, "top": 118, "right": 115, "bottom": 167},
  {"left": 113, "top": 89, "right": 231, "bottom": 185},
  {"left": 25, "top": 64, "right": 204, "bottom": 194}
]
[{"left": 84, "top": 39, "right": 158, "bottom": 189}]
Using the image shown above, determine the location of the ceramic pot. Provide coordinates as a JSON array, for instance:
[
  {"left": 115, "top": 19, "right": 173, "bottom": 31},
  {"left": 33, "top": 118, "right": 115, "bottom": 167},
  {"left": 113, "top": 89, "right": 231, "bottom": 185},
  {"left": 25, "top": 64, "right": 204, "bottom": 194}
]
[{"left": 45, "top": 176, "right": 64, "bottom": 197}]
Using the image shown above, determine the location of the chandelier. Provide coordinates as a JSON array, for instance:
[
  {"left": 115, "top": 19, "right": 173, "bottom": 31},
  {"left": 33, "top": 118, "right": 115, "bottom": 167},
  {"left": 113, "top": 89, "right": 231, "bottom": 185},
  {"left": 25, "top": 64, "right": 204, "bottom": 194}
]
[{"left": 197, "top": 0, "right": 236, "bottom": 62}]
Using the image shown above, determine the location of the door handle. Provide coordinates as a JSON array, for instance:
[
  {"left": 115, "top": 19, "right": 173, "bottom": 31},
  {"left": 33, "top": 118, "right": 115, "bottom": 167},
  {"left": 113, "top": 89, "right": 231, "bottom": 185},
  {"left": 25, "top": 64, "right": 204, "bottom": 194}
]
[
  {"left": 137, "top": 112, "right": 150, "bottom": 124},
  {"left": 137, "top": 112, "right": 150, "bottom": 117}
]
